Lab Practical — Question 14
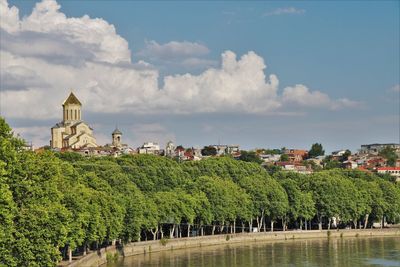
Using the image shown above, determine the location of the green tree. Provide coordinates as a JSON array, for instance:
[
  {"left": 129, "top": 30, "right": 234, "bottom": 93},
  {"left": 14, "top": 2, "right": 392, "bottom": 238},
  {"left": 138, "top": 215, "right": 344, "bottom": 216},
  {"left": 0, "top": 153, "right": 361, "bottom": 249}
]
[
  {"left": 308, "top": 143, "right": 325, "bottom": 158},
  {"left": 201, "top": 146, "right": 217, "bottom": 156},
  {"left": 280, "top": 154, "right": 289, "bottom": 162},
  {"left": 340, "top": 150, "right": 352, "bottom": 162},
  {"left": 0, "top": 182, "right": 16, "bottom": 266},
  {"left": 238, "top": 151, "right": 263, "bottom": 164},
  {"left": 379, "top": 146, "right": 398, "bottom": 167},
  {"left": 280, "top": 179, "right": 315, "bottom": 230}
]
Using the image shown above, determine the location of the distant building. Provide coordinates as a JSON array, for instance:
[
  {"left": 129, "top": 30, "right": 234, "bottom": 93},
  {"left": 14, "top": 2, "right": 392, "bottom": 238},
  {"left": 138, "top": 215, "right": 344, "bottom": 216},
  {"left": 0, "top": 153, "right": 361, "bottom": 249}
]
[
  {"left": 165, "top": 141, "right": 176, "bottom": 157},
  {"left": 342, "top": 160, "right": 358, "bottom": 169},
  {"left": 360, "top": 143, "right": 400, "bottom": 155},
  {"left": 331, "top": 150, "right": 347, "bottom": 157},
  {"left": 138, "top": 142, "right": 160, "bottom": 155},
  {"left": 112, "top": 127, "right": 123, "bottom": 148},
  {"left": 283, "top": 149, "right": 308, "bottom": 162},
  {"left": 260, "top": 154, "right": 281, "bottom": 163},
  {"left": 376, "top": 167, "right": 400, "bottom": 182},
  {"left": 275, "top": 162, "right": 312, "bottom": 174},
  {"left": 210, "top": 145, "right": 240, "bottom": 156},
  {"left": 50, "top": 92, "right": 97, "bottom": 149}
]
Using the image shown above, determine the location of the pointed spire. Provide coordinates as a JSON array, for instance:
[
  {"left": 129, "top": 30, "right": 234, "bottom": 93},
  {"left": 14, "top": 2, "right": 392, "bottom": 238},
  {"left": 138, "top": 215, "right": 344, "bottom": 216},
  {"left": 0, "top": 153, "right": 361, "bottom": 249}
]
[
  {"left": 112, "top": 126, "right": 122, "bottom": 135},
  {"left": 63, "top": 92, "right": 82, "bottom": 106}
]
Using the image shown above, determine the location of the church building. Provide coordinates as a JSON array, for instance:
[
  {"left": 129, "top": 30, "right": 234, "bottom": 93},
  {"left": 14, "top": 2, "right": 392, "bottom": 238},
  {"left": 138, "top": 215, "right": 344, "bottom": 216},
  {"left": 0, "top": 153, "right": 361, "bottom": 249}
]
[{"left": 50, "top": 92, "right": 97, "bottom": 149}]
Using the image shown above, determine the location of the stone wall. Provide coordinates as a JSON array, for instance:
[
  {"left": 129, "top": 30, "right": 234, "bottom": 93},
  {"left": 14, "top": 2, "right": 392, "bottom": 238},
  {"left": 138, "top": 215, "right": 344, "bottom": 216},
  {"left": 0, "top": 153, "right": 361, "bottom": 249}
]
[{"left": 63, "top": 228, "right": 400, "bottom": 267}]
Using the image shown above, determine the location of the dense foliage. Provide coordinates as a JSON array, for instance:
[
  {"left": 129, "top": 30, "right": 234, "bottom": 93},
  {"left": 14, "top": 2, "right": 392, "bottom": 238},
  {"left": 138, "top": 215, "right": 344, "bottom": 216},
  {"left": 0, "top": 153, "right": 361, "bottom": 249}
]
[
  {"left": 1, "top": 117, "right": 400, "bottom": 266},
  {"left": 308, "top": 143, "right": 325, "bottom": 158}
]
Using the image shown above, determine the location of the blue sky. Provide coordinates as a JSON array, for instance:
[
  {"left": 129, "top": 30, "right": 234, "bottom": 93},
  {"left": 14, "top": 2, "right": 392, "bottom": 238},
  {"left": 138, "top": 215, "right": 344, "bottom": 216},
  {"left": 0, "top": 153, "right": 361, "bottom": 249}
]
[{"left": 1, "top": 0, "right": 399, "bottom": 152}]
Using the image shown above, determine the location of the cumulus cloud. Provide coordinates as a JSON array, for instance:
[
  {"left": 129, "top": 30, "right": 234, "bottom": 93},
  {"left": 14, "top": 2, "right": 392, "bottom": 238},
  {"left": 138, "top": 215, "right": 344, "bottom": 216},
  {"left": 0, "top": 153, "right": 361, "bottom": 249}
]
[
  {"left": 138, "top": 40, "right": 210, "bottom": 60},
  {"left": 282, "top": 85, "right": 361, "bottom": 110},
  {"left": 264, "top": 7, "right": 305, "bottom": 16},
  {"left": 137, "top": 40, "right": 217, "bottom": 72},
  {"left": 0, "top": 0, "right": 357, "bottom": 122}
]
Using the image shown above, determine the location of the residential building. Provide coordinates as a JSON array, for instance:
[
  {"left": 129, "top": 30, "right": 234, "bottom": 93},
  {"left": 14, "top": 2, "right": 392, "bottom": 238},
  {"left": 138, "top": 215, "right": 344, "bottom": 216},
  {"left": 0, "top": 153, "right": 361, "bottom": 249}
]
[
  {"left": 165, "top": 141, "right": 176, "bottom": 157},
  {"left": 360, "top": 143, "right": 400, "bottom": 155},
  {"left": 260, "top": 154, "right": 281, "bottom": 163},
  {"left": 376, "top": 167, "right": 400, "bottom": 182},
  {"left": 283, "top": 149, "right": 308, "bottom": 162},
  {"left": 138, "top": 142, "right": 160, "bottom": 155},
  {"left": 342, "top": 160, "right": 358, "bottom": 169},
  {"left": 210, "top": 144, "right": 240, "bottom": 156}
]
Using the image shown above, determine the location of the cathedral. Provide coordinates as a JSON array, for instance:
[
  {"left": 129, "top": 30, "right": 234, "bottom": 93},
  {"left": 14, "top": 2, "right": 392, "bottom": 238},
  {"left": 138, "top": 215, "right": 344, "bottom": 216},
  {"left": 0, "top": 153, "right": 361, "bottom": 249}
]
[{"left": 50, "top": 92, "right": 97, "bottom": 149}]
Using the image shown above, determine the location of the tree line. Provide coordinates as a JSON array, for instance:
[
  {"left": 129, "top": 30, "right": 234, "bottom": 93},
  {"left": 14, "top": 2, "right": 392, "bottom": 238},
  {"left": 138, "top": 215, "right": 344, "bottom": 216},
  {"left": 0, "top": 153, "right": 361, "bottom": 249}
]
[{"left": 1, "top": 117, "right": 400, "bottom": 266}]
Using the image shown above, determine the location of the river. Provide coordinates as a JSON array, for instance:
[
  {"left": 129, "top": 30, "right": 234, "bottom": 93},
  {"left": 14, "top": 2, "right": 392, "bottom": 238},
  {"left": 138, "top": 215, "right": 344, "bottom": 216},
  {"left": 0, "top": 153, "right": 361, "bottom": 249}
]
[{"left": 106, "top": 236, "right": 400, "bottom": 267}]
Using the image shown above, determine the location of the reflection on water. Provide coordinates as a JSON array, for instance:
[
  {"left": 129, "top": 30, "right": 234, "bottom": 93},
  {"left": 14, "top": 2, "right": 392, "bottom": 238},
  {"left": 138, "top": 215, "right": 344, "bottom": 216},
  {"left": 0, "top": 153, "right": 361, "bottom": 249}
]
[{"left": 107, "top": 237, "right": 400, "bottom": 267}]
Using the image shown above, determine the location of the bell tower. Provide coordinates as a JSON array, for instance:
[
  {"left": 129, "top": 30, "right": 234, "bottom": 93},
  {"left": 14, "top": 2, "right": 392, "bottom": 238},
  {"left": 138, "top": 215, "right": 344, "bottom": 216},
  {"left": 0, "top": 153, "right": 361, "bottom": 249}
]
[
  {"left": 62, "top": 92, "right": 82, "bottom": 124},
  {"left": 112, "top": 127, "right": 122, "bottom": 147}
]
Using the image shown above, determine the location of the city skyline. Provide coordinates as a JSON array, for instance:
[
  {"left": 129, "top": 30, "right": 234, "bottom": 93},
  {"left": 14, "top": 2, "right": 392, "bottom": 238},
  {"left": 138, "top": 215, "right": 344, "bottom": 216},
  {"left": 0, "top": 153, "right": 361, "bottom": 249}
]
[{"left": 1, "top": 0, "right": 399, "bottom": 152}]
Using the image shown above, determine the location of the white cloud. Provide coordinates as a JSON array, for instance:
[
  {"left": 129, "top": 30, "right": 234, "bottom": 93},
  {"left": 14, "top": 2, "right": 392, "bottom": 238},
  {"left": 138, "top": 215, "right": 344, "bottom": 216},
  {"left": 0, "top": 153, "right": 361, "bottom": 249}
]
[
  {"left": 264, "top": 7, "right": 305, "bottom": 16},
  {"left": 137, "top": 40, "right": 216, "bottom": 72},
  {"left": 138, "top": 40, "right": 210, "bottom": 60},
  {"left": 282, "top": 84, "right": 361, "bottom": 110},
  {"left": 389, "top": 84, "right": 400, "bottom": 93},
  {"left": 4, "top": 0, "right": 131, "bottom": 64},
  {"left": 0, "top": 0, "right": 357, "bottom": 122}
]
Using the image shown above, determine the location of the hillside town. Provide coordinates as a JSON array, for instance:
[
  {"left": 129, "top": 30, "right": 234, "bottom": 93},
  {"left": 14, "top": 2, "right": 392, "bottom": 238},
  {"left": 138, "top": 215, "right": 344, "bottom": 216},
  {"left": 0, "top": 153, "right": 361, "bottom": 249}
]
[{"left": 26, "top": 92, "right": 400, "bottom": 181}]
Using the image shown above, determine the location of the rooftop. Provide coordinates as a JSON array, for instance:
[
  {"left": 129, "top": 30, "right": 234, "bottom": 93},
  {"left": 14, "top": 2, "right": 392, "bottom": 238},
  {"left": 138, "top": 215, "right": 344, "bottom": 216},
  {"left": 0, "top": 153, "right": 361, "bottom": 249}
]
[{"left": 62, "top": 92, "right": 82, "bottom": 106}]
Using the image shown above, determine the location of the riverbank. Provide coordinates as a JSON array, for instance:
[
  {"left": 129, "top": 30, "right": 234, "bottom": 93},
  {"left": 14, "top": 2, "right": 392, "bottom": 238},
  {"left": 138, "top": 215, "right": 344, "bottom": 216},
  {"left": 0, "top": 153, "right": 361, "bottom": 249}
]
[{"left": 60, "top": 228, "right": 400, "bottom": 267}]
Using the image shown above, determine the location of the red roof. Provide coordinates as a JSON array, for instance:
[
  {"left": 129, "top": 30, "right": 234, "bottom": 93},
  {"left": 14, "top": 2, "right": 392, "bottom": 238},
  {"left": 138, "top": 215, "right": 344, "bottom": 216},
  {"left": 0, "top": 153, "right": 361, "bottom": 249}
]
[{"left": 377, "top": 167, "right": 400, "bottom": 171}]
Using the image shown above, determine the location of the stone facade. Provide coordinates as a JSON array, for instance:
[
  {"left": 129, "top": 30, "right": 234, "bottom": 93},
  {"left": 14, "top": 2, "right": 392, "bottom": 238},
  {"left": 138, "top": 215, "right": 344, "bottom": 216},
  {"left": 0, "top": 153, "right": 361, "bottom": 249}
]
[{"left": 51, "top": 92, "right": 97, "bottom": 149}]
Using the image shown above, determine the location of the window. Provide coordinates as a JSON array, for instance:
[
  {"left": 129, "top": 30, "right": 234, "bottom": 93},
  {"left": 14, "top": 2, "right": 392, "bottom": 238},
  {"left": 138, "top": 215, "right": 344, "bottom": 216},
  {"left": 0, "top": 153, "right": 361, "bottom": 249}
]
[
  {"left": 75, "top": 110, "right": 77, "bottom": 120},
  {"left": 66, "top": 110, "right": 68, "bottom": 120}
]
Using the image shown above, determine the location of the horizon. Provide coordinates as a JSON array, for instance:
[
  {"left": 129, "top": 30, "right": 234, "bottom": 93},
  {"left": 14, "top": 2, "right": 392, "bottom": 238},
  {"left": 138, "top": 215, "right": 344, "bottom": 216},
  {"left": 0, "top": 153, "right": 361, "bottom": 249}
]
[{"left": 1, "top": 0, "right": 399, "bottom": 153}]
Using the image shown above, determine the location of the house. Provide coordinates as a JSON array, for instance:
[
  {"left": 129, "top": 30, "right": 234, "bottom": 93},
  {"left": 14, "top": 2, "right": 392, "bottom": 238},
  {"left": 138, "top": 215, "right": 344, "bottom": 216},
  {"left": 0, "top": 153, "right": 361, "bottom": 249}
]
[
  {"left": 360, "top": 143, "right": 400, "bottom": 155},
  {"left": 138, "top": 142, "right": 160, "bottom": 155},
  {"left": 283, "top": 149, "right": 308, "bottom": 162},
  {"left": 331, "top": 149, "right": 347, "bottom": 161},
  {"left": 275, "top": 162, "right": 312, "bottom": 174},
  {"left": 331, "top": 150, "right": 347, "bottom": 157},
  {"left": 210, "top": 145, "right": 240, "bottom": 156},
  {"left": 342, "top": 160, "right": 358, "bottom": 169},
  {"left": 260, "top": 154, "right": 281, "bottom": 163},
  {"left": 376, "top": 167, "right": 400, "bottom": 182}
]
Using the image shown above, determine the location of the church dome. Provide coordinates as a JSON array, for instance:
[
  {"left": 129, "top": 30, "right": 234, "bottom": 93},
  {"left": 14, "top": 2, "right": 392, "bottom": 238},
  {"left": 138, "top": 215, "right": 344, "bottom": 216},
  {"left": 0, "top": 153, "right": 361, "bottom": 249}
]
[{"left": 112, "top": 128, "right": 122, "bottom": 135}]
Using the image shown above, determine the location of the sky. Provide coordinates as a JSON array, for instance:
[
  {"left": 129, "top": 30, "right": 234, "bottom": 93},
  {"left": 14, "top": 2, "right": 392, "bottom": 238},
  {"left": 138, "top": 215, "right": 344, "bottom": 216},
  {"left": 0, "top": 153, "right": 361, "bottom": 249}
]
[{"left": 0, "top": 0, "right": 399, "bottom": 153}]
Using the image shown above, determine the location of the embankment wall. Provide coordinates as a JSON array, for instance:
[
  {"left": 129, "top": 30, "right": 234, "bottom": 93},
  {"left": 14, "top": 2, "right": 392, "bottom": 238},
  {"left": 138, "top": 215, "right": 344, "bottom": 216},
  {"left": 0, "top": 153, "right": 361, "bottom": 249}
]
[{"left": 64, "top": 228, "right": 400, "bottom": 267}]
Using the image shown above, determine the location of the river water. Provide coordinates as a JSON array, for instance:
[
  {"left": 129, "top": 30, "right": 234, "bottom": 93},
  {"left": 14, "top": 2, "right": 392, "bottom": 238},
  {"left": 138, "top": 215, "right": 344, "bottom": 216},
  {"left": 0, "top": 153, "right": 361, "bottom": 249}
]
[{"left": 107, "top": 236, "right": 400, "bottom": 267}]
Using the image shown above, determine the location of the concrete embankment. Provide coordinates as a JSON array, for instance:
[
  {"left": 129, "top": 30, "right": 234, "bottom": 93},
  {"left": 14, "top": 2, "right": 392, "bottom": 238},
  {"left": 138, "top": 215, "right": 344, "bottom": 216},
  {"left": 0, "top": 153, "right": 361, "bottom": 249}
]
[{"left": 62, "top": 228, "right": 400, "bottom": 267}]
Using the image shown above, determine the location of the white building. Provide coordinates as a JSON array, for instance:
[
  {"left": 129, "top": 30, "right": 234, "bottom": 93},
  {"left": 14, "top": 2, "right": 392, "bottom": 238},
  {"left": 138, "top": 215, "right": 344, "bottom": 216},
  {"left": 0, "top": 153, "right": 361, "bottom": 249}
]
[
  {"left": 211, "top": 145, "right": 240, "bottom": 156},
  {"left": 165, "top": 141, "right": 176, "bottom": 157},
  {"left": 138, "top": 142, "right": 160, "bottom": 155},
  {"left": 260, "top": 154, "right": 281, "bottom": 163},
  {"left": 376, "top": 167, "right": 400, "bottom": 182}
]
